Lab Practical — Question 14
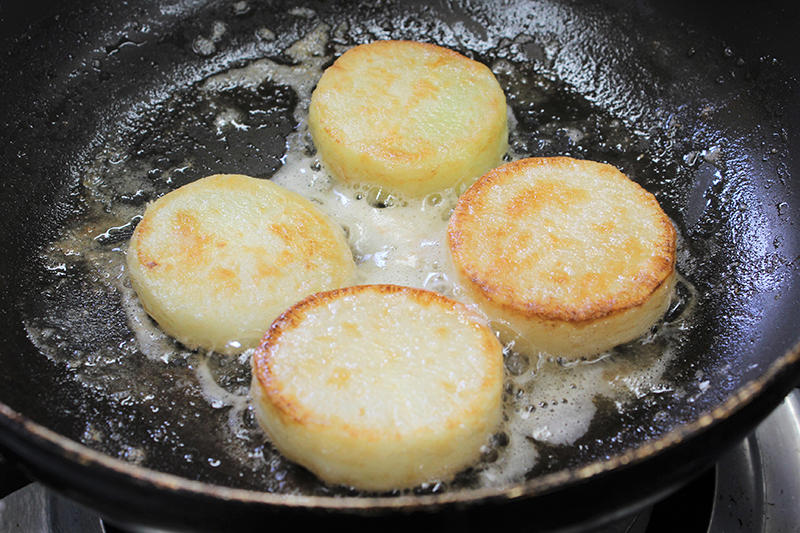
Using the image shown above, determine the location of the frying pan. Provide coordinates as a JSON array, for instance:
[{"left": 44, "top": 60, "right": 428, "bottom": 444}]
[{"left": 0, "top": 0, "right": 798, "bottom": 530}]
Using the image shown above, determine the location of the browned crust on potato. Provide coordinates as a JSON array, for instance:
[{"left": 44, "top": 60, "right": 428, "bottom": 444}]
[
  {"left": 333, "top": 40, "right": 490, "bottom": 77},
  {"left": 126, "top": 174, "right": 355, "bottom": 354},
  {"left": 447, "top": 157, "right": 677, "bottom": 324},
  {"left": 251, "top": 284, "right": 503, "bottom": 439},
  {"left": 309, "top": 40, "right": 506, "bottom": 175},
  {"left": 129, "top": 174, "right": 347, "bottom": 282}
]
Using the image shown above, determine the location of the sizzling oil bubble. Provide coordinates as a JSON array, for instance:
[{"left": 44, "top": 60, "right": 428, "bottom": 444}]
[
  {"left": 24, "top": 21, "right": 698, "bottom": 494},
  {"left": 192, "top": 37, "right": 216, "bottom": 57}
]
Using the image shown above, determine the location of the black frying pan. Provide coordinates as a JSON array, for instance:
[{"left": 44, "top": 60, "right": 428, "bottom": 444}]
[{"left": 0, "top": 0, "right": 798, "bottom": 531}]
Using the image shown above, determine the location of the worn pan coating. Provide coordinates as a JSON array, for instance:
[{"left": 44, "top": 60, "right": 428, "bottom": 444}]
[{"left": 0, "top": 0, "right": 798, "bottom": 530}]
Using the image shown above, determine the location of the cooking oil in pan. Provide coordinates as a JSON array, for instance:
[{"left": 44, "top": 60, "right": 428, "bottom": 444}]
[{"left": 23, "top": 20, "right": 701, "bottom": 494}]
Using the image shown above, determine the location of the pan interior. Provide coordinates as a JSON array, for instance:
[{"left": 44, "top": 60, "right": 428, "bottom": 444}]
[{"left": 1, "top": 0, "right": 797, "bottom": 497}]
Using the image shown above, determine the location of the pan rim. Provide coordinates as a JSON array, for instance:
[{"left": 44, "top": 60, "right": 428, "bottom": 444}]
[{"left": 0, "top": 338, "right": 798, "bottom": 510}]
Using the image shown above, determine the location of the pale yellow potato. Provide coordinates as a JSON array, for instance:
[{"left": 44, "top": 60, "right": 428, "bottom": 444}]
[
  {"left": 250, "top": 284, "right": 504, "bottom": 490},
  {"left": 126, "top": 174, "right": 355, "bottom": 354},
  {"left": 448, "top": 157, "right": 676, "bottom": 359},
  {"left": 308, "top": 40, "right": 508, "bottom": 196}
]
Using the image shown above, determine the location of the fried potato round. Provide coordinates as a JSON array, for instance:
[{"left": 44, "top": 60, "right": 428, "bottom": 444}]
[
  {"left": 251, "top": 284, "right": 504, "bottom": 490},
  {"left": 127, "top": 174, "right": 355, "bottom": 354},
  {"left": 447, "top": 157, "right": 676, "bottom": 359},
  {"left": 308, "top": 40, "right": 508, "bottom": 196}
]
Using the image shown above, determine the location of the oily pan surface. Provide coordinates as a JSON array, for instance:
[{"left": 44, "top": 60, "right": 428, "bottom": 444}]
[{"left": 0, "top": 0, "right": 798, "bottom": 497}]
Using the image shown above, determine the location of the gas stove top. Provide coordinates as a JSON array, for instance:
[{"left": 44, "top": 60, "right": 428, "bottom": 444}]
[{"left": 1, "top": 390, "right": 798, "bottom": 533}]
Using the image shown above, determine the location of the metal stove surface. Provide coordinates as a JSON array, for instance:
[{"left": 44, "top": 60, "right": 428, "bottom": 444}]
[{"left": 1, "top": 390, "right": 798, "bottom": 533}]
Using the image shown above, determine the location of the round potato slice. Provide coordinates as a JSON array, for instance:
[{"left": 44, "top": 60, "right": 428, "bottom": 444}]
[
  {"left": 447, "top": 157, "right": 676, "bottom": 359},
  {"left": 127, "top": 174, "right": 355, "bottom": 354},
  {"left": 309, "top": 40, "right": 508, "bottom": 196},
  {"left": 251, "top": 284, "right": 504, "bottom": 491}
]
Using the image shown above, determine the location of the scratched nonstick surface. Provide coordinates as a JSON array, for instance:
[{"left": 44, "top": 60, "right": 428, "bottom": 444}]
[{"left": 0, "top": 0, "right": 798, "bottom": 530}]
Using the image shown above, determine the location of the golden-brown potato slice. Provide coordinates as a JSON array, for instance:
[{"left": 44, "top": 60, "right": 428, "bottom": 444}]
[
  {"left": 447, "top": 157, "right": 676, "bottom": 359},
  {"left": 250, "top": 284, "right": 504, "bottom": 490},
  {"left": 126, "top": 174, "right": 355, "bottom": 354},
  {"left": 309, "top": 40, "right": 508, "bottom": 196}
]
